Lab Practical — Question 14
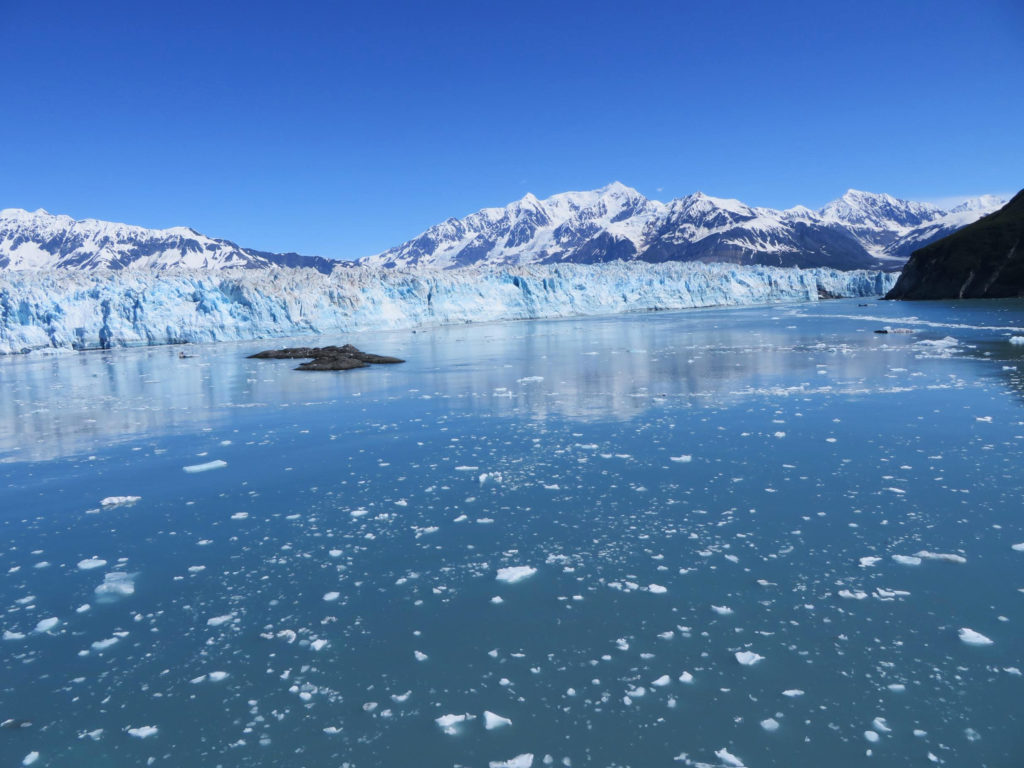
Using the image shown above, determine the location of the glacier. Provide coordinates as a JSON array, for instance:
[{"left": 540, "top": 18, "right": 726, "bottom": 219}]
[{"left": 0, "top": 262, "right": 897, "bottom": 355}]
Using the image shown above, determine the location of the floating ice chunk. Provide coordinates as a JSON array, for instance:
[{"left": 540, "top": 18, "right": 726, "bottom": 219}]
[
  {"left": 714, "top": 748, "right": 746, "bottom": 767},
  {"left": 490, "top": 755, "right": 533, "bottom": 768},
  {"left": 652, "top": 675, "right": 671, "bottom": 687},
  {"left": 518, "top": 376, "right": 544, "bottom": 383},
  {"left": 760, "top": 718, "right": 780, "bottom": 732},
  {"left": 781, "top": 689, "right": 804, "bottom": 697},
  {"left": 864, "top": 730, "right": 880, "bottom": 743},
  {"left": 669, "top": 455, "right": 692, "bottom": 463},
  {"left": 915, "top": 550, "right": 966, "bottom": 564},
  {"left": 3, "top": 630, "right": 26, "bottom": 641},
  {"left": 735, "top": 651, "right": 764, "bottom": 666},
  {"left": 435, "top": 713, "right": 472, "bottom": 734},
  {"left": 678, "top": 671, "right": 694, "bottom": 684},
  {"left": 206, "top": 614, "right": 235, "bottom": 627},
  {"left": 648, "top": 584, "right": 667, "bottom": 594},
  {"left": 329, "top": 549, "right": 343, "bottom": 557},
  {"left": 959, "top": 628, "right": 994, "bottom": 646},
  {"left": 22, "top": 753, "right": 39, "bottom": 766},
  {"left": 1012, "top": 543, "right": 1024, "bottom": 552},
  {"left": 414, "top": 650, "right": 428, "bottom": 661},
  {"left": 887, "top": 683, "right": 906, "bottom": 692},
  {"left": 350, "top": 509, "right": 369, "bottom": 517},
  {"left": 496, "top": 566, "right": 536, "bottom": 584},
  {"left": 455, "top": 466, "right": 479, "bottom": 471},
  {"left": 484, "top": 711, "right": 512, "bottom": 730},
  {"left": 838, "top": 589, "right": 868, "bottom": 600},
  {"left": 77, "top": 558, "right": 108, "bottom": 570},
  {"left": 491, "top": 596, "right": 504, "bottom": 604},
  {"left": 91, "top": 636, "right": 120, "bottom": 651},
  {"left": 872, "top": 717, "right": 891, "bottom": 733},
  {"left": 183, "top": 460, "right": 227, "bottom": 473},
  {"left": 711, "top": 605, "right": 733, "bottom": 615},
  {"left": 34, "top": 617, "right": 59, "bottom": 633},
  {"left": 310, "top": 639, "right": 328, "bottom": 651},
  {"left": 892, "top": 555, "right": 921, "bottom": 566},
  {"left": 100, "top": 496, "right": 140, "bottom": 507},
  {"left": 230, "top": 512, "right": 248, "bottom": 520},
  {"left": 208, "top": 671, "right": 229, "bottom": 681},
  {"left": 859, "top": 556, "right": 882, "bottom": 568},
  {"left": 323, "top": 592, "right": 340, "bottom": 602},
  {"left": 128, "top": 726, "right": 158, "bottom": 738}
]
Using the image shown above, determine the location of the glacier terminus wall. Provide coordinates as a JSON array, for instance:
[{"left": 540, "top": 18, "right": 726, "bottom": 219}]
[{"left": 0, "top": 262, "right": 897, "bottom": 355}]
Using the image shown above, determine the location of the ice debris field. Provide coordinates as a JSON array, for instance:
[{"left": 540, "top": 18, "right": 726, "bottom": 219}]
[{"left": 1, "top": 297, "right": 1023, "bottom": 767}]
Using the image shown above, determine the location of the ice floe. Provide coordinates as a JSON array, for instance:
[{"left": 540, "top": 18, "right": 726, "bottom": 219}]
[
  {"left": 183, "top": 459, "right": 227, "bottom": 473},
  {"left": 496, "top": 566, "right": 537, "bottom": 583},
  {"left": 958, "top": 628, "right": 994, "bottom": 646}
]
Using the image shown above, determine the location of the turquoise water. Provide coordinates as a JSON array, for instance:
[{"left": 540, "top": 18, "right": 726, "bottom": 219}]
[{"left": 1, "top": 298, "right": 1023, "bottom": 768}]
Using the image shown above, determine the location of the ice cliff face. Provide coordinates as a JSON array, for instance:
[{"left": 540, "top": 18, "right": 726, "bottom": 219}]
[
  {"left": 0, "top": 262, "right": 897, "bottom": 355},
  {"left": 362, "top": 185, "right": 1004, "bottom": 271}
]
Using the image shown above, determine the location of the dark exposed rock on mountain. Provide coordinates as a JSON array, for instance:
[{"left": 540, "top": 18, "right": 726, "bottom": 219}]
[
  {"left": 885, "top": 190, "right": 1024, "bottom": 300},
  {"left": 248, "top": 344, "right": 405, "bottom": 371}
]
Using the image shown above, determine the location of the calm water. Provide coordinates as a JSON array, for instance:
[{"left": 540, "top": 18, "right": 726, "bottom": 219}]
[{"left": 1, "top": 299, "right": 1023, "bottom": 768}]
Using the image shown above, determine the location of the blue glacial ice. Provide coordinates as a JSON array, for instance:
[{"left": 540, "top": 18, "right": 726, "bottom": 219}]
[{"left": 0, "top": 262, "right": 897, "bottom": 354}]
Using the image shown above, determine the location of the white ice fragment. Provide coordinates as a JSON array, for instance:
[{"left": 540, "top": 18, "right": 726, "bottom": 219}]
[
  {"left": 34, "top": 617, "right": 59, "bottom": 633},
  {"left": 484, "top": 710, "right": 513, "bottom": 730},
  {"left": 77, "top": 558, "right": 108, "bottom": 570},
  {"left": 760, "top": 718, "right": 780, "bottom": 732},
  {"left": 100, "top": 496, "right": 140, "bottom": 507},
  {"left": 651, "top": 675, "right": 671, "bottom": 687},
  {"left": 959, "top": 628, "right": 994, "bottom": 646},
  {"left": 22, "top": 753, "right": 39, "bottom": 766},
  {"left": 711, "top": 605, "right": 733, "bottom": 615},
  {"left": 678, "top": 671, "right": 694, "bottom": 684},
  {"left": 208, "top": 671, "right": 229, "bottom": 682},
  {"left": 95, "top": 571, "right": 136, "bottom": 601},
  {"left": 648, "top": 584, "right": 667, "bottom": 594},
  {"left": 323, "top": 592, "right": 340, "bottom": 602},
  {"left": 892, "top": 554, "right": 921, "bottom": 566},
  {"left": 496, "top": 566, "right": 536, "bottom": 584},
  {"left": 206, "top": 614, "right": 235, "bottom": 627},
  {"left": 781, "top": 689, "right": 804, "bottom": 697},
  {"left": 310, "top": 639, "right": 328, "bottom": 651},
  {"left": 435, "top": 713, "right": 471, "bottom": 734},
  {"left": 859, "top": 556, "right": 882, "bottom": 568},
  {"left": 128, "top": 726, "right": 158, "bottom": 738},
  {"left": 887, "top": 683, "right": 906, "bottom": 692},
  {"left": 414, "top": 650, "right": 428, "bottom": 661},
  {"left": 1012, "top": 543, "right": 1024, "bottom": 552},
  {"left": 3, "top": 631, "right": 26, "bottom": 641},
  {"left": 669, "top": 455, "right": 692, "bottom": 463},
  {"left": 916, "top": 550, "right": 966, "bottom": 564},
  {"left": 183, "top": 460, "right": 227, "bottom": 473},
  {"left": 864, "top": 730, "right": 880, "bottom": 743},
  {"left": 91, "top": 636, "right": 120, "bottom": 651},
  {"left": 735, "top": 651, "right": 764, "bottom": 666},
  {"left": 838, "top": 589, "right": 868, "bottom": 600},
  {"left": 714, "top": 748, "right": 746, "bottom": 767},
  {"left": 490, "top": 755, "right": 534, "bottom": 768}
]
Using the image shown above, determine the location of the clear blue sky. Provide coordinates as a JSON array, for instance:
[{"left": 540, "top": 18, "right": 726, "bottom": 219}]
[{"left": 1, "top": 0, "right": 1021, "bottom": 260}]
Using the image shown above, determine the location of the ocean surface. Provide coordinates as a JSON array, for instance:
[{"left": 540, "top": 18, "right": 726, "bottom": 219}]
[{"left": 1, "top": 298, "right": 1023, "bottom": 768}]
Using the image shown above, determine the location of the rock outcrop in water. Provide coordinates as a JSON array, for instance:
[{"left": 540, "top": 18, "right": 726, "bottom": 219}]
[
  {"left": 249, "top": 344, "right": 404, "bottom": 371},
  {"left": 885, "top": 190, "right": 1024, "bottom": 300}
]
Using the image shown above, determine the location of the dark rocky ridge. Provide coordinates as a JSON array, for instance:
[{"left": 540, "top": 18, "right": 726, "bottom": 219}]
[
  {"left": 886, "top": 190, "right": 1024, "bottom": 300},
  {"left": 248, "top": 344, "right": 404, "bottom": 371}
]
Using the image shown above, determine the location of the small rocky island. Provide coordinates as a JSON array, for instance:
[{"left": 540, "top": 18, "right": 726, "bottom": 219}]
[{"left": 248, "top": 344, "right": 405, "bottom": 371}]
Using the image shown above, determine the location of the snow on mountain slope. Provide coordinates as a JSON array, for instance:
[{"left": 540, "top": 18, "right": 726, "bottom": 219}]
[
  {"left": 0, "top": 208, "right": 336, "bottom": 273},
  {"left": 0, "top": 262, "right": 896, "bottom": 355},
  {"left": 362, "top": 186, "right": 1004, "bottom": 271}
]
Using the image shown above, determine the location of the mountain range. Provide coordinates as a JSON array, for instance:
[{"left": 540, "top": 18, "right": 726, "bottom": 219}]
[{"left": 0, "top": 185, "right": 1004, "bottom": 273}]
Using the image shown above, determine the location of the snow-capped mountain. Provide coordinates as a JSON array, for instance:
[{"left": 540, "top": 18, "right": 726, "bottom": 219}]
[
  {"left": 361, "top": 184, "right": 1004, "bottom": 271},
  {"left": 0, "top": 208, "right": 336, "bottom": 273},
  {"left": 0, "top": 186, "right": 1003, "bottom": 275}
]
